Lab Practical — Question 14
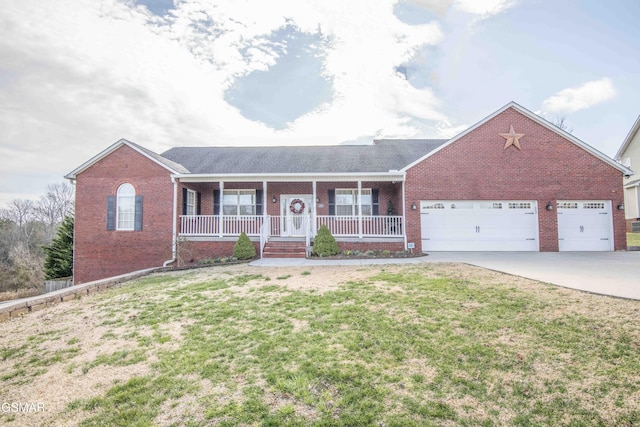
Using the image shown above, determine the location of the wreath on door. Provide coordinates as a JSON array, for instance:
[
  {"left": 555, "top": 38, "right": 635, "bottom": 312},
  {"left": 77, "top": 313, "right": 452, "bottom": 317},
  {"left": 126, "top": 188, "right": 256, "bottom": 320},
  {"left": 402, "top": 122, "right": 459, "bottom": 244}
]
[{"left": 289, "top": 199, "right": 306, "bottom": 215}]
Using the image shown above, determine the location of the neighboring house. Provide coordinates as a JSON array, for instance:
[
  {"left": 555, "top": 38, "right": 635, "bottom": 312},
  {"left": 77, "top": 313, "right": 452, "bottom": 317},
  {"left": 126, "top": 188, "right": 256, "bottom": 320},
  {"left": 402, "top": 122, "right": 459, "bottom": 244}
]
[
  {"left": 66, "top": 102, "right": 632, "bottom": 284},
  {"left": 614, "top": 115, "right": 640, "bottom": 231}
]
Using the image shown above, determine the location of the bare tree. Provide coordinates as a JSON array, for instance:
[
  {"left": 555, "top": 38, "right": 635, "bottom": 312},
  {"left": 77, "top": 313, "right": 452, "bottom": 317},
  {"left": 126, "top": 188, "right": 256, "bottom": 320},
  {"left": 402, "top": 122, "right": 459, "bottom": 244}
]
[
  {"left": 0, "top": 200, "right": 47, "bottom": 255},
  {"left": 0, "top": 182, "right": 74, "bottom": 293},
  {"left": 553, "top": 116, "right": 573, "bottom": 134},
  {"left": 1, "top": 199, "right": 39, "bottom": 245},
  {"left": 1, "top": 199, "right": 36, "bottom": 228},
  {"left": 35, "top": 182, "right": 75, "bottom": 241},
  {"left": 10, "top": 242, "right": 43, "bottom": 289}
]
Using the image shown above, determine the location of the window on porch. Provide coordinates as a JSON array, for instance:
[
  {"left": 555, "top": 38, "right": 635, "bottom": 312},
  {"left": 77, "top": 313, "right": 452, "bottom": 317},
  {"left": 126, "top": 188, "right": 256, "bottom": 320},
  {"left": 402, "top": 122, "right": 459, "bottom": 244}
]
[
  {"left": 223, "top": 190, "right": 257, "bottom": 215},
  {"left": 185, "top": 190, "right": 197, "bottom": 215},
  {"left": 331, "top": 189, "right": 379, "bottom": 216}
]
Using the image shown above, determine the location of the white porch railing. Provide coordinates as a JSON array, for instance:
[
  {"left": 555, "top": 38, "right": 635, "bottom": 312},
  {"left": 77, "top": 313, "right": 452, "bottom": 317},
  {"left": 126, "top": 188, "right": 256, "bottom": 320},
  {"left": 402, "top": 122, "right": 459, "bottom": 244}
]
[
  {"left": 305, "top": 215, "right": 312, "bottom": 256},
  {"left": 315, "top": 215, "right": 403, "bottom": 237},
  {"left": 259, "top": 216, "right": 270, "bottom": 257},
  {"left": 180, "top": 215, "right": 264, "bottom": 236},
  {"left": 181, "top": 215, "right": 220, "bottom": 235},
  {"left": 180, "top": 215, "right": 403, "bottom": 238}
]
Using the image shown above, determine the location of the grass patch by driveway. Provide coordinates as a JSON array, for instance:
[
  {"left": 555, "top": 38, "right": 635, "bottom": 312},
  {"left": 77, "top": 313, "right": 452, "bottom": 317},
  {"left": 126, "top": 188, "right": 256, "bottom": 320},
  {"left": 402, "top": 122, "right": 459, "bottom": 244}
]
[
  {"left": 628, "top": 232, "right": 640, "bottom": 247},
  {"left": 1, "top": 264, "right": 639, "bottom": 426}
]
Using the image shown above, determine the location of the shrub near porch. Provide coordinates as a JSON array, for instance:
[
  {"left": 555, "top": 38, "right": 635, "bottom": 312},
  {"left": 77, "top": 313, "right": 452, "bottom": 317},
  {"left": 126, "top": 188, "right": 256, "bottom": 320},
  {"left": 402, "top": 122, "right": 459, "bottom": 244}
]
[{"left": 311, "top": 224, "right": 340, "bottom": 257}]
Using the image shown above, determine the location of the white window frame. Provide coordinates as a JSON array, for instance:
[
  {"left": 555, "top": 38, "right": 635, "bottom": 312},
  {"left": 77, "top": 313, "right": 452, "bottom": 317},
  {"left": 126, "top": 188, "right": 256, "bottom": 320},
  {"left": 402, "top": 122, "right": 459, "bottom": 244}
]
[
  {"left": 116, "top": 183, "right": 135, "bottom": 231},
  {"left": 222, "top": 189, "right": 256, "bottom": 216},
  {"left": 186, "top": 189, "right": 197, "bottom": 215},
  {"left": 336, "top": 188, "right": 372, "bottom": 216}
]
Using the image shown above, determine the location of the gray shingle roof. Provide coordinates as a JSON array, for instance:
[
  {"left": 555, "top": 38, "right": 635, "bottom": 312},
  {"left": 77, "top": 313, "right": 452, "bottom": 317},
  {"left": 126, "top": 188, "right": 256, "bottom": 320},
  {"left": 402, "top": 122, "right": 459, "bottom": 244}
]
[
  {"left": 160, "top": 139, "right": 447, "bottom": 174},
  {"left": 124, "top": 139, "right": 190, "bottom": 174}
]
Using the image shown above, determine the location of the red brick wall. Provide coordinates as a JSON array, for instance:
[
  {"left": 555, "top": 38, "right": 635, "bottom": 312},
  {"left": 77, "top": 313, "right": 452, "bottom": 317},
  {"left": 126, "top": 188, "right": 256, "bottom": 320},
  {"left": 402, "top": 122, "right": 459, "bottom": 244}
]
[
  {"left": 74, "top": 145, "right": 175, "bottom": 284},
  {"left": 177, "top": 240, "right": 259, "bottom": 266},
  {"left": 334, "top": 241, "right": 404, "bottom": 253},
  {"left": 404, "top": 107, "right": 626, "bottom": 252}
]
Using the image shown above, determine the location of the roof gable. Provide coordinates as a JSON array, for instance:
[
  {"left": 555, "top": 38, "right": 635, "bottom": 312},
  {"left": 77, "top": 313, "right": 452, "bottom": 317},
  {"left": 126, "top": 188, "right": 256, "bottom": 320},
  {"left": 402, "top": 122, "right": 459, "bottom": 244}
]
[
  {"left": 65, "top": 139, "right": 189, "bottom": 179},
  {"left": 615, "top": 114, "right": 640, "bottom": 161},
  {"left": 403, "top": 101, "right": 633, "bottom": 175}
]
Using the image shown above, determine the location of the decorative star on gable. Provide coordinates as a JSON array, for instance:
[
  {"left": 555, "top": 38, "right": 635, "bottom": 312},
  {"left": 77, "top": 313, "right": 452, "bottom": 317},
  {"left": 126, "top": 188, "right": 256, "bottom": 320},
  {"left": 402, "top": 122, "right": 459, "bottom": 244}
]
[{"left": 499, "top": 125, "right": 525, "bottom": 150}]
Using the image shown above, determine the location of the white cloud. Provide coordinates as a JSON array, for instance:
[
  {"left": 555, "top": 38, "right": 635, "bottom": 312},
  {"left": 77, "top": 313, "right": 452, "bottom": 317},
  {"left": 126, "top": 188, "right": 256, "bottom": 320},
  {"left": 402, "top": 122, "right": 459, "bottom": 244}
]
[
  {"left": 435, "top": 121, "right": 470, "bottom": 139},
  {"left": 454, "top": 0, "right": 517, "bottom": 18},
  {"left": 406, "top": 0, "right": 455, "bottom": 16},
  {"left": 541, "top": 78, "right": 617, "bottom": 114},
  {"left": 0, "top": 0, "right": 453, "bottom": 204},
  {"left": 159, "top": 0, "right": 446, "bottom": 142}
]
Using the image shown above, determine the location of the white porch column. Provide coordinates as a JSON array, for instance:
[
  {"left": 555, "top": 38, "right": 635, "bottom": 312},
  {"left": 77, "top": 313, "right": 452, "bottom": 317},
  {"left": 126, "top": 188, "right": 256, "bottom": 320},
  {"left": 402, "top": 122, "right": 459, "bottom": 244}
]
[
  {"left": 312, "top": 180, "right": 317, "bottom": 235},
  {"left": 263, "top": 181, "right": 268, "bottom": 234},
  {"left": 402, "top": 180, "right": 408, "bottom": 250},
  {"left": 219, "top": 181, "right": 224, "bottom": 238},
  {"left": 358, "top": 180, "right": 363, "bottom": 238}
]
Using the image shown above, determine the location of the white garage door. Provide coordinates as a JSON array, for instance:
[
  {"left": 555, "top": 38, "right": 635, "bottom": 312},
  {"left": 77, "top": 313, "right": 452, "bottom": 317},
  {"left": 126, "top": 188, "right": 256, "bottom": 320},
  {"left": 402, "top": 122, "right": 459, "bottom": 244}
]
[
  {"left": 557, "top": 201, "right": 613, "bottom": 251},
  {"left": 421, "top": 201, "right": 539, "bottom": 251}
]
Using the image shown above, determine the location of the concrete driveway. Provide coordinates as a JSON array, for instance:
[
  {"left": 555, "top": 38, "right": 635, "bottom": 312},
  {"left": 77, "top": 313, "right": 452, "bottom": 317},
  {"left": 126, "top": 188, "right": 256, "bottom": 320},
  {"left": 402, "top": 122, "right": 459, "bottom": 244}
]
[
  {"left": 424, "top": 252, "right": 640, "bottom": 300},
  {"left": 253, "top": 251, "right": 640, "bottom": 300}
]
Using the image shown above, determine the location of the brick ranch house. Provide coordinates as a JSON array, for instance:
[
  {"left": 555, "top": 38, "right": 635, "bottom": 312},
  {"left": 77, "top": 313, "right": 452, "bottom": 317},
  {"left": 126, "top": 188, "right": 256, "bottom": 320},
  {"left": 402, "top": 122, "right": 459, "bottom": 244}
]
[{"left": 66, "top": 102, "right": 632, "bottom": 284}]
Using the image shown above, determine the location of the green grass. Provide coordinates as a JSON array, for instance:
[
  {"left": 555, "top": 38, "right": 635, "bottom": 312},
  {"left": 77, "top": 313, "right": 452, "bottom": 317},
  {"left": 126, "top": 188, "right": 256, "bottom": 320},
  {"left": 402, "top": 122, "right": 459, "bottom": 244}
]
[
  {"left": 627, "top": 232, "right": 640, "bottom": 246},
  {"left": 1, "top": 264, "right": 639, "bottom": 426}
]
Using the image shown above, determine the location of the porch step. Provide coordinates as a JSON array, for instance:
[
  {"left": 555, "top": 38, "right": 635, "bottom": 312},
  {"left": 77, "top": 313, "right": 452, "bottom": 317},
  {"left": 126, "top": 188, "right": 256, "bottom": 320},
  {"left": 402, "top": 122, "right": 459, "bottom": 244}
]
[{"left": 262, "top": 241, "right": 307, "bottom": 258}]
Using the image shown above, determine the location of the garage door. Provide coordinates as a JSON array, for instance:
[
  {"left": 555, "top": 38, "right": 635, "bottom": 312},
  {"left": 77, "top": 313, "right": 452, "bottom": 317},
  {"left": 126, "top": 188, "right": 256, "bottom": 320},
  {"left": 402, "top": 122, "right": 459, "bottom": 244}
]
[
  {"left": 420, "top": 201, "right": 539, "bottom": 251},
  {"left": 557, "top": 201, "right": 613, "bottom": 251}
]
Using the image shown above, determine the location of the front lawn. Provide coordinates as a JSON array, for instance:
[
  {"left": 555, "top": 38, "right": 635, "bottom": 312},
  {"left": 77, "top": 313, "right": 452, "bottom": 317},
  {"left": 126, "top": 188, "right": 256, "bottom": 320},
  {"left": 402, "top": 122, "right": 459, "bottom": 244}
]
[{"left": 1, "top": 264, "right": 639, "bottom": 426}]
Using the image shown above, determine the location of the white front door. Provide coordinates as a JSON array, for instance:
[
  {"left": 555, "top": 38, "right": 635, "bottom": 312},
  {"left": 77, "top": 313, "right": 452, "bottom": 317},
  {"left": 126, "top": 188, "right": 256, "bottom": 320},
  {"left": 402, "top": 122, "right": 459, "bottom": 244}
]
[
  {"left": 557, "top": 200, "right": 613, "bottom": 251},
  {"left": 282, "top": 195, "right": 311, "bottom": 237}
]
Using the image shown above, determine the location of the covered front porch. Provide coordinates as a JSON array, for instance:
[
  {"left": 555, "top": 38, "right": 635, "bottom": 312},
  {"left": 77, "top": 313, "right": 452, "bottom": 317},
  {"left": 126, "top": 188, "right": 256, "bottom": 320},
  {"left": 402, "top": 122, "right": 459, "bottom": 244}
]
[{"left": 173, "top": 172, "right": 408, "bottom": 256}]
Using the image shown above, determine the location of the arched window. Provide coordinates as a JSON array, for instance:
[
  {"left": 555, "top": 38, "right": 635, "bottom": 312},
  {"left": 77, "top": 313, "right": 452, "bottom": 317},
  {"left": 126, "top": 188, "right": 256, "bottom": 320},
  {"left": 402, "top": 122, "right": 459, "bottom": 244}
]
[{"left": 116, "top": 183, "right": 135, "bottom": 230}]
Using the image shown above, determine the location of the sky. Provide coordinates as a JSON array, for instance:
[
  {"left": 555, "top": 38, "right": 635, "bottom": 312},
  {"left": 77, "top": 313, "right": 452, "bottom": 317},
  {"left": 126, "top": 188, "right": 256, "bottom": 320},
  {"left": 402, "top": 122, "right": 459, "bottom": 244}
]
[{"left": 1, "top": 0, "right": 639, "bottom": 207}]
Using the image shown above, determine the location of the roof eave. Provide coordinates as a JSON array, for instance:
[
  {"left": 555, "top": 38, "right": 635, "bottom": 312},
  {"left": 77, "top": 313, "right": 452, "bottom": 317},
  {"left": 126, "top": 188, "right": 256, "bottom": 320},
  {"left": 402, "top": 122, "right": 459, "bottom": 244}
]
[{"left": 615, "top": 115, "right": 640, "bottom": 160}]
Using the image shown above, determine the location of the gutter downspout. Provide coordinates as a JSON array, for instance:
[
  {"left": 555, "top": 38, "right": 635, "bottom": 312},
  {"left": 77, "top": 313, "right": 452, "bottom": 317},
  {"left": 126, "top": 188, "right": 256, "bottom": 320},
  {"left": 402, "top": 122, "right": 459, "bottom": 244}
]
[
  {"left": 163, "top": 177, "right": 178, "bottom": 267},
  {"left": 401, "top": 178, "right": 408, "bottom": 251},
  {"left": 67, "top": 178, "right": 77, "bottom": 284},
  {"left": 635, "top": 184, "right": 640, "bottom": 220}
]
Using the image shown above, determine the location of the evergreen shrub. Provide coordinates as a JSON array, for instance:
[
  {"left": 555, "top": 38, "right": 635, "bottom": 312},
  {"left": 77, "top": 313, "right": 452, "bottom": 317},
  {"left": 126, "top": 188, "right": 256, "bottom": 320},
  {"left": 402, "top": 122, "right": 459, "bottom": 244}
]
[
  {"left": 312, "top": 224, "right": 340, "bottom": 257},
  {"left": 233, "top": 232, "right": 256, "bottom": 260}
]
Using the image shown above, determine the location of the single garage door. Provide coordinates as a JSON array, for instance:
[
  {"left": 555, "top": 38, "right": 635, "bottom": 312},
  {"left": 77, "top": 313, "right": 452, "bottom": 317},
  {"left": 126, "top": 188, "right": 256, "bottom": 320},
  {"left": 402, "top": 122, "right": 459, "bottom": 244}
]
[
  {"left": 557, "top": 201, "right": 613, "bottom": 251},
  {"left": 421, "top": 201, "right": 539, "bottom": 251}
]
